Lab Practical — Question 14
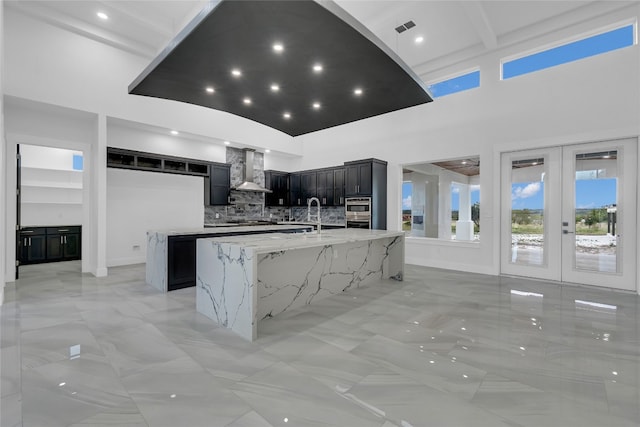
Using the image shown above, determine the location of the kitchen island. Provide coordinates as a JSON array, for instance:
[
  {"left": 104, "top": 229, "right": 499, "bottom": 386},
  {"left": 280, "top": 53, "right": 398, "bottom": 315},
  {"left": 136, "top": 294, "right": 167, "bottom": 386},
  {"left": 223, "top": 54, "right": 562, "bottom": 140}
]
[
  {"left": 146, "top": 224, "right": 313, "bottom": 292},
  {"left": 196, "top": 228, "right": 404, "bottom": 341}
]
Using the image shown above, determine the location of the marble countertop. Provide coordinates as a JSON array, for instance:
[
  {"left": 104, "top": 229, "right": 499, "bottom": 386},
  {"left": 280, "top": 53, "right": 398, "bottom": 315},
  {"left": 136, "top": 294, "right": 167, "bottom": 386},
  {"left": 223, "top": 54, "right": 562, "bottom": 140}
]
[
  {"left": 201, "top": 228, "right": 404, "bottom": 254},
  {"left": 277, "top": 221, "right": 346, "bottom": 227},
  {"left": 148, "top": 224, "right": 313, "bottom": 237}
]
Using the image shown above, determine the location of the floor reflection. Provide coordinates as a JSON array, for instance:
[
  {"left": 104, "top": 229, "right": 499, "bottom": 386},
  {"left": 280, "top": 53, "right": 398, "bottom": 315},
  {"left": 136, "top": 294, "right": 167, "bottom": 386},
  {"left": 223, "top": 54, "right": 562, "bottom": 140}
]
[{"left": 1, "top": 262, "right": 639, "bottom": 427}]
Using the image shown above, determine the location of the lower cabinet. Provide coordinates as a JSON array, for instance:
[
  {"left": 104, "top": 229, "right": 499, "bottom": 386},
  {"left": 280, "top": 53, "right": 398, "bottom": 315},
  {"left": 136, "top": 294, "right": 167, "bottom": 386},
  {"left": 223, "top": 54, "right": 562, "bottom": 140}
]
[
  {"left": 19, "top": 228, "right": 47, "bottom": 264},
  {"left": 167, "top": 235, "right": 198, "bottom": 291},
  {"left": 19, "top": 226, "right": 81, "bottom": 265}
]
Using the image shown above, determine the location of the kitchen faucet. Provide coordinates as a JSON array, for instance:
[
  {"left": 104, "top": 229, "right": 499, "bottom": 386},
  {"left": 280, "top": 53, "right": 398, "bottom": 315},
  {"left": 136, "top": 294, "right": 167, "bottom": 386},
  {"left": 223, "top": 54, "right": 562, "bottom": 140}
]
[{"left": 307, "top": 197, "right": 321, "bottom": 232}]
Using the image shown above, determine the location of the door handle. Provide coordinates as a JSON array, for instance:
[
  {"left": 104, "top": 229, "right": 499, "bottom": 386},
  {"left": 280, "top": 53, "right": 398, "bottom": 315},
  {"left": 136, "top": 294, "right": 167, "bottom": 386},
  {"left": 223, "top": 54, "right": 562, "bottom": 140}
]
[
  {"left": 28, "top": 237, "right": 31, "bottom": 246},
  {"left": 64, "top": 236, "right": 67, "bottom": 244},
  {"left": 562, "top": 230, "right": 574, "bottom": 234},
  {"left": 61, "top": 236, "right": 63, "bottom": 244}
]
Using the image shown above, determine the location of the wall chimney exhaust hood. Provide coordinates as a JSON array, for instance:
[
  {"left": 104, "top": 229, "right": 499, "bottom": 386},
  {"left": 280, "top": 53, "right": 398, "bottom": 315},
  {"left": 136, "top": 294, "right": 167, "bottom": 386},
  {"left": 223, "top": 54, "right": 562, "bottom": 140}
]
[
  {"left": 128, "top": 0, "right": 433, "bottom": 136},
  {"left": 233, "top": 149, "right": 272, "bottom": 193}
]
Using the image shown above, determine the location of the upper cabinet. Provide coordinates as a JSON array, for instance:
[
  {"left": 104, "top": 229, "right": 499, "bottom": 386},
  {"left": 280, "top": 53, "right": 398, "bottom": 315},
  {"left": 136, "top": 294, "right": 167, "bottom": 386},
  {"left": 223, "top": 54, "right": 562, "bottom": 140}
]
[
  {"left": 265, "top": 170, "right": 289, "bottom": 206},
  {"left": 345, "top": 159, "right": 387, "bottom": 197},
  {"left": 208, "top": 163, "right": 231, "bottom": 206},
  {"left": 107, "top": 147, "right": 230, "bottom": 206}
]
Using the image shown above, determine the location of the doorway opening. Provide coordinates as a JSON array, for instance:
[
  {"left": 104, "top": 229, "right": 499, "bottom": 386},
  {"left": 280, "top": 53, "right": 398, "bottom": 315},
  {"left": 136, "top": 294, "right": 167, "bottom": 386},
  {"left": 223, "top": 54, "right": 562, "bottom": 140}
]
[{"left": 16, "top": 144, "right": 83, "bottom": 278}]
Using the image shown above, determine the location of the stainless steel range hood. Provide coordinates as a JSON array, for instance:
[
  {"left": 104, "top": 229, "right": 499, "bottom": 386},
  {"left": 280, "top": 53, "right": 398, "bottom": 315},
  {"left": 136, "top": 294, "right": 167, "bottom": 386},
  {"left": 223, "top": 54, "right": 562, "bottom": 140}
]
[{"left": 233, "top": 148, "right": 272, "bottom": 193}]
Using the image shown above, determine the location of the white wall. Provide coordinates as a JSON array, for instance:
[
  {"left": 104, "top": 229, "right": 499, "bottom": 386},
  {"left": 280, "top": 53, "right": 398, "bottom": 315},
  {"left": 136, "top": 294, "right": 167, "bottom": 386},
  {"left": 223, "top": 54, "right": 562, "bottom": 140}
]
[
  {"left": 3, "top": 98, "right": 100, "bottom": 280},
  {"left": 20, "top": 144, "right": 83, "bottom": 226},
  {"left": 107, "top": 168, "right": 204, "bottom": 266},
  {"left": 3, "top": 7, "right": 301, "bottom": 157},
  {"left": 107, "top": 121, "right": 226, "bottom": 163},
  {"left": 0, "top": 0, "right": 6, "bottom": 302},
  {"left": 295, "top": 6, "right": 640, "bottom": 276}
]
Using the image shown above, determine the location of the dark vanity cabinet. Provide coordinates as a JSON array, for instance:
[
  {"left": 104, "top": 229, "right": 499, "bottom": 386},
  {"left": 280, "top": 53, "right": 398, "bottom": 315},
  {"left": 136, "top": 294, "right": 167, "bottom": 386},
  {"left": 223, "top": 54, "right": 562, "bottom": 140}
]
[
  {"left": 46, "top": 226, "right": 82, "bottom": 261},
  {"left": 265, "top": 171, "right": 289, "bottom": 206},
  {"left": 208, "top": 163, "right": 231, "bottom": 206},
  {"left": 19, "top": 227, "right": 47, "bottom": 264},
  {"left": 19, "top": 226, "right": 81, "bottom": 265}
]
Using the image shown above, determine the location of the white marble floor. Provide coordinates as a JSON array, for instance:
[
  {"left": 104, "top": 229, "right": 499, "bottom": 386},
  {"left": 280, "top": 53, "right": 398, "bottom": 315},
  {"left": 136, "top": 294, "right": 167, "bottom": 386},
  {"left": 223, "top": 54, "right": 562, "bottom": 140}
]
[{"left": 1, "top": 261, "right": 639, "bottom": 427}]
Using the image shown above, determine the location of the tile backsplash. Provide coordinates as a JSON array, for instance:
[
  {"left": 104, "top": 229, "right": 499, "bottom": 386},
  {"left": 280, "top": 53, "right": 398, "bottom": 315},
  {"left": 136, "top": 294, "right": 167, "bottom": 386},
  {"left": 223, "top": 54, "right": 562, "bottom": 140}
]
[{"left": 204, "top": 147, "right": 346, "bottom": 225}]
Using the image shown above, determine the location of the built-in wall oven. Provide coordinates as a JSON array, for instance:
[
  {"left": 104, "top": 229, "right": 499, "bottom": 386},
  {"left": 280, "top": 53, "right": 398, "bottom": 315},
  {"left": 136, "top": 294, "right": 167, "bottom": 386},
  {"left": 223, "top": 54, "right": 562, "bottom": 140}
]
[{"left": 345, "top": 197, "right": 371, "bottom": 229}]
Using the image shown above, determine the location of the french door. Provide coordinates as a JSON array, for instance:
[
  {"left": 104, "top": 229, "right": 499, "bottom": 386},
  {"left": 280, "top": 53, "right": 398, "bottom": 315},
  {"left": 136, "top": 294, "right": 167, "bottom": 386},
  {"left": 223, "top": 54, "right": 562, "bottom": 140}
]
[{"left": 500, "top": 139, "right": 637, "bottom": 291}]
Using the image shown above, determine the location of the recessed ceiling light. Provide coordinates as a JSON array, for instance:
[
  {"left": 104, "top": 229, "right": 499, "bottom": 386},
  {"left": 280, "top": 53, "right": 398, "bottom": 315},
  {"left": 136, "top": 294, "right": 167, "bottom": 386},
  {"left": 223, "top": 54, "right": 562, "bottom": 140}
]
[
  {"left": 265, "top": 149, "right": 271, "bottom": 153},
  {"left": 205, "top": 86, "right": 215, "bottom": 93},
  {"left": 270, "top": 84, "right": 280, "bottom": 92},
  {"left": 461, "top": 161, "right": 467, "bottom": 165},
  {"left": 170, "top": 130, "right": 179, "bottom": 135},
  {"left": 273, "top": 43, "right": 284, "bottom": 53},
  {"left": 224, "top": 141, "right": 231, "bottom": 145},
  {"left": 354, "top": 88, "right": 363, "bottom": 96},
  {"left": 312, "top": 102, "right": 321, "bottom": 110},
  {"left": 231, "top": 69, "right": 242, "bottom": 77},
  {"left": 415, "top": 36, "right": 424, "bottom": 44},
  {"left": 313, "top": 63, "right": 323, "bottom": 73},
  {"left": 243, "top": 97, "right": 252, "bottom": 105},
  {"left": 603, "top": 155, "right": 611, "bottom": 159},
  {"left": 283, "top": 112, "right": 291, "bottom": 119},
  {"left": 97, "top": 11, "right": 108, "bottom": 20}
]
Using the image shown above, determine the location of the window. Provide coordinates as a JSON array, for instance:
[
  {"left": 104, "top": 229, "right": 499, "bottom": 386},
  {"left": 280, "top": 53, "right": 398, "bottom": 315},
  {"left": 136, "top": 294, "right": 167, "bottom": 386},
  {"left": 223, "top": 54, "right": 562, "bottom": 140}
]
[
  {"left": 427, "top": 70, "right": 480, "bottom": 98},
  {"left": 72, "top": 154, "right": 83, "bottom": 171},
  {"left": 502, "top": 24, "right": 635, "bottom": 80},
  {"left": 402, "top": 156, "right": 480, "bottom": 241}
]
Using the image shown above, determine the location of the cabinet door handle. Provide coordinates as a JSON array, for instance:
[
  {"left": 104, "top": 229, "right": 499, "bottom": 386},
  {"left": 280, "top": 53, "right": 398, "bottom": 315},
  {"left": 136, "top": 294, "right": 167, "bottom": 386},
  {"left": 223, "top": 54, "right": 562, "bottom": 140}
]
[
  {"left": 61, "top": 236, "right": 63, "bottom": 244},
  {"left": 64, "top": 236, "right": 67, "bottom": 244},
  {"left": 28, "top": 238, "right": 31, "bottom": 246},
  {"left": 58, "top": 229, "right": 69, "bottom": 232}
]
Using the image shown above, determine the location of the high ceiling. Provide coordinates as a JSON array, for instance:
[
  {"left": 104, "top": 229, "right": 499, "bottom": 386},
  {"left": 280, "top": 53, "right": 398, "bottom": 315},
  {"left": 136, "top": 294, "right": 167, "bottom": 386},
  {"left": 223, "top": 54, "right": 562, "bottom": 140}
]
[
  {"left": 127, "top": 1, "right": 433, "bottom": 136},
  {"left": 7, "top": 0, "right": 633, "bottom": 80}
]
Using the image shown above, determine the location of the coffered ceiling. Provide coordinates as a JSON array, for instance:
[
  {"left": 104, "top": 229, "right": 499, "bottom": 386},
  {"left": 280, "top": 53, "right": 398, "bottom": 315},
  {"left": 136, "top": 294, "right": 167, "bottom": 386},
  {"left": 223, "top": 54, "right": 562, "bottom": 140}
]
[
  {"left": 5, "top": 1, "right": 635, "bottom": 134},
  {"left": 8, "top": 0, "right": 633, "bottom": 77}
]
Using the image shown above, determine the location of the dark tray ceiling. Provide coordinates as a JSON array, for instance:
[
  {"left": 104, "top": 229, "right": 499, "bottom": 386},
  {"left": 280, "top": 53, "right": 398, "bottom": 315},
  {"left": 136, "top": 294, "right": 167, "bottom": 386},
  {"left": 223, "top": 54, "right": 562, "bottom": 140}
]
[{"left": 129, "top": 0, "right": 433, "bottom": 137}]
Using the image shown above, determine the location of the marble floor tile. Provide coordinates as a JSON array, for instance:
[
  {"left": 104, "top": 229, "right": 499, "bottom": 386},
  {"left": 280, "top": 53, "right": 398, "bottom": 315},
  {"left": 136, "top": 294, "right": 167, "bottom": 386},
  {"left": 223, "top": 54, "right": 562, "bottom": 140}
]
[{"left": 1, "top": 261, "right": 639, "bottom": 427}]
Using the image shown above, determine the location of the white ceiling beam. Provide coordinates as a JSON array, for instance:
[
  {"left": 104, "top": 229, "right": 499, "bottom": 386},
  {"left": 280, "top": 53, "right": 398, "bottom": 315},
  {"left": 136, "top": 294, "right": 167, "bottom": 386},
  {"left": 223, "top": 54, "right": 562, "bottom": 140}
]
[
  {"left": 6, "top": 2, "right": 156, "bottom": 58},
  {"left": 460, "top": 1, "right": 498, "bottom": 50},
  {"left": 95, "top": 0, "right": 174, "bottom": 39}
]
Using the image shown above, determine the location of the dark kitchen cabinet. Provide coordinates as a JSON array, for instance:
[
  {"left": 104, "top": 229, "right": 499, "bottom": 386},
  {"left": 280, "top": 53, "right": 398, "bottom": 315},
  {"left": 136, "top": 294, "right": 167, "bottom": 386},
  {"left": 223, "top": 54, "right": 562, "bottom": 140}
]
[
  {"left": 345, "top": 161, "right": 373, "bottom": 196},
  {"left": 208, "top": 163, "right": 231, "bottom": 206},
  {"left": 316, "top": 169, "right": 335, "bottom": 206},
  {"left": 19, "top": 226, "right": 81, "bottom": 264},
  {"left": 344, "top": 159, "right": 387, "bottom": 229},
  {"left": 289, "top": 173, "right": 303, "bottom": 206},
  {"left": 265, "top": 170, "right": 289, "bottom": 206},
  {"left": 167, "top": 235, "right": 197, "bottom": 291},
  {"left": 333, "top": 167, "right": 345, "bottom": 206},
  {"left": 46, "top": 226, "right": 82, "bottom": 261},
  {"left": 19, "top": 227, "right": 47, "bottom": 264},
  {"left": 301, "top": 171, "right": 317, "bottom": 205}
]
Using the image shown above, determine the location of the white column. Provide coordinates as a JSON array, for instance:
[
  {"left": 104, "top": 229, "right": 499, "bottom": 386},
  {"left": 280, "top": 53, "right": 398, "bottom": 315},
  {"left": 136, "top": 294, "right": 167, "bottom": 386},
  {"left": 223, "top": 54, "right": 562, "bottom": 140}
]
[
  {"left": 92, "top": 114, "right": 108, "bottom": 277},
  {"left": 410, "top": 174, "right": 425, "bottom": 237},
  {"left": 456, "top": 183, "right": 474, "bottom": 241},
  {"left": 0, "top": 0, "right": 5, "bottom": 303},
  {"left": 438, "top": 175, "right": 452, "bottom": 240},
  {"left": 425, "top": 175, "right": 439, "bottom": 238}
]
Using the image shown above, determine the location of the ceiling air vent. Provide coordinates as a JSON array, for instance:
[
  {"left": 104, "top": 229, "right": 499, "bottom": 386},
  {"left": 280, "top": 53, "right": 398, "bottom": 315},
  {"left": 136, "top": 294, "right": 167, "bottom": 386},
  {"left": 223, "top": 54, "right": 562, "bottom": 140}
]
[{"left": 395, "top": 20, "right": 416, "bottom": 33}]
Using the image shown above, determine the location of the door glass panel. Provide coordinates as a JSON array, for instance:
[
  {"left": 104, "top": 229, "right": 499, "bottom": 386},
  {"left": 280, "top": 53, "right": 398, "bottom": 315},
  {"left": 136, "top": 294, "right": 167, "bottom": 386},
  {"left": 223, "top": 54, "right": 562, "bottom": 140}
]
[
  {"left": 574, "top": 151, "right": 618, "bottom": 273},
  {"left": 510, "top": 158, "right": 545, "bottom": 266}
]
